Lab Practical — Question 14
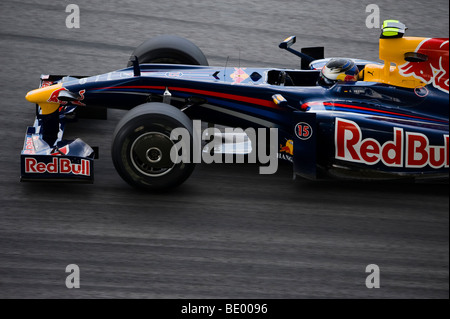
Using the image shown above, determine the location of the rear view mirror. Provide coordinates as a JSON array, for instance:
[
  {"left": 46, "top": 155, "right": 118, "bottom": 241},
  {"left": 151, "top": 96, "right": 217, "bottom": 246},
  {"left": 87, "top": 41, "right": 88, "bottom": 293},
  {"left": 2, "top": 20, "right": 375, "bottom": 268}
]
[{"left": 279, "top": 36, "right": 296, "bottom": 49}]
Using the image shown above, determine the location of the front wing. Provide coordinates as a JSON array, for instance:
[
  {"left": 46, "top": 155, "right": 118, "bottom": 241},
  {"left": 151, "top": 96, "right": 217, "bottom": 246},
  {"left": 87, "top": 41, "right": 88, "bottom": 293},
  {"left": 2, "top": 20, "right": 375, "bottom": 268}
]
[{"left": 20, "top": 75, "right": 97, "bottom": 183}]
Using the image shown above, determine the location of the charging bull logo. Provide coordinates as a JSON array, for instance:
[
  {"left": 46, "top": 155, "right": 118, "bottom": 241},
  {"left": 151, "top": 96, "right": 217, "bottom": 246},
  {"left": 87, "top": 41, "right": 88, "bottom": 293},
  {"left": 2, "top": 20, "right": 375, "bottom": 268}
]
[
  {"left": 335, "top": 118, "right": 449, "bottom": 169},
  {"left": 280, "top": 140, "right": 294, "bottom": 155},
  {"left": 47, "top": 88, "right": 86, "bottom": 106},
  {"left": 47, "top": 87, "right": 68, "bottom": 105},
  {"left": 399, "top": 38, "right": 449, "bottom": 93}
]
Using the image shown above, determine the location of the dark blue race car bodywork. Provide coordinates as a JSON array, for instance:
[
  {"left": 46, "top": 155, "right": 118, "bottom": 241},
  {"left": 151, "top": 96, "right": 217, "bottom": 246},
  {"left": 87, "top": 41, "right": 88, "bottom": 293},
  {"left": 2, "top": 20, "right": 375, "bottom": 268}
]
[{"left": 21, "top": 23, "right": 449, "bottom": 187}]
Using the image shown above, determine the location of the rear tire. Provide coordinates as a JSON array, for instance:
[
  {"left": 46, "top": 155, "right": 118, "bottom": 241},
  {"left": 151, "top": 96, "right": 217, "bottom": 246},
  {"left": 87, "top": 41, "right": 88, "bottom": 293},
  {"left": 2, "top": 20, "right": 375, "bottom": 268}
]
[
  {"left": 127, "top": 35, "right": 208, "bottom": 66},
  {"left": 112, "top": 103, "right": 195, "bottom": 191}
]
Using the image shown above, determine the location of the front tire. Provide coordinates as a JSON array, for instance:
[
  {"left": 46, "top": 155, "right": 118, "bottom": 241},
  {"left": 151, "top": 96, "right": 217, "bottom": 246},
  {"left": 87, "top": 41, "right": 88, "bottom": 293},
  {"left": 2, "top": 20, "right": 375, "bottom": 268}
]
[{"left": 112, "top": 103, "right": 195, "bottom": 191}]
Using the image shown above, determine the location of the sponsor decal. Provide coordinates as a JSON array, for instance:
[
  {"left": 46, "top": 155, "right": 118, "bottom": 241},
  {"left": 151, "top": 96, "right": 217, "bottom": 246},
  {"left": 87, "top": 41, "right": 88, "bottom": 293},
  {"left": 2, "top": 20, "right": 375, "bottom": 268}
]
[
  {"left": 230, "top": 68, "right": 249, "bottom": 84},
  {"left": 165, "top": 72, "right": 183, "bottom": 77},
  {"left": 80, "top": 71, "right": 133, "bottom": 85},
  {"left": 399, "top": 38, "right": 449, "bottom": 93},
  {"left": 280, "top": 139, "right": 294, "bottom": 155},
  {"left": 23, "top": 137, "right": 35, "bottom": 155},
  {"left": 278, "top": 153, "right": 293, "bottom": 163},
  {"left": 335, "top": 118, "right": 449, "bottom": 169},
  {"left": 295, "top": 122, "right": 313, "bottom": 140},
  {"left": 23, "top": 135, "right": 45, "bottom": 155},
  {"left": 51, "top": 145, "right": 70, "bottom": 156},
  {"left": 278, "top": 139, "right": 294, "bottom": 163},
  {"left": 47, "top": 87, "right": 68, "bottom": 105},
  {"left": 48, "top": 88, "right": 85, "bottom": 106},
  {"left": 24, "top": 157, "right": 91, "bottom": 176},
  {"left": 414, "top": 86, "right": 429, "bottom": 98},
  {"left": 40, "top": 80, "right": 54, "bottom": 88}
]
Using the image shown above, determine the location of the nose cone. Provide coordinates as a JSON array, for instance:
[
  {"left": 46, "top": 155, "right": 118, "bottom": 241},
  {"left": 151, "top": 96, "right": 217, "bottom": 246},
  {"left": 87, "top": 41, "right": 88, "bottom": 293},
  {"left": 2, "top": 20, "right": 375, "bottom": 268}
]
[
  {"left": 25, "top": 83, "right": 63, "bottom": 103},
  {"left": 25, "top": 89, "right": 40, "bottom": 103},
  {"left": 25, "top": 83, "right": 64, "bottom": 115}
]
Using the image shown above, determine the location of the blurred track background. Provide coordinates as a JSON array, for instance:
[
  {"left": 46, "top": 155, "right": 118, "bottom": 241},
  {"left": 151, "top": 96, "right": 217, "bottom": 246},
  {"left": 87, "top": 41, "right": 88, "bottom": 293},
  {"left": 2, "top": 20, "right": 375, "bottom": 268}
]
[{"left": 0, "top": 0, "right": 448, "bottom": 298}]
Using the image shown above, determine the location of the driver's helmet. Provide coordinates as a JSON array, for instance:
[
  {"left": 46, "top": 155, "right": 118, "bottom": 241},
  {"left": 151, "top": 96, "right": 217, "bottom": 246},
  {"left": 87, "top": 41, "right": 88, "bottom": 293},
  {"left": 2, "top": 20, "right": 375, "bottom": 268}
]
[{"left": 319, "top": 58, "right": 359, "bottom": 85}]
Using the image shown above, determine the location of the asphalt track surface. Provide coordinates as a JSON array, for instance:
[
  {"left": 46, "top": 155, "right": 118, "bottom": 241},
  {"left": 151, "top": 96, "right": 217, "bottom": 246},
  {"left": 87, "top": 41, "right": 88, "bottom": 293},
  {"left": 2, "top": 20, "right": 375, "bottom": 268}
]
[{"left": 0, "top": 0, "right": 448, "bottom": 299}]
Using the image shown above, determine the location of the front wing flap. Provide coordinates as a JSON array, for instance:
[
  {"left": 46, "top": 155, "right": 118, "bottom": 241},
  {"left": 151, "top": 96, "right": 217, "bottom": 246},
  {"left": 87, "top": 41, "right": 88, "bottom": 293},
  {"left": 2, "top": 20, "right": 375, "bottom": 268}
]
[{"left": 21, "top": 127, "right": 94, "bottom": 183}]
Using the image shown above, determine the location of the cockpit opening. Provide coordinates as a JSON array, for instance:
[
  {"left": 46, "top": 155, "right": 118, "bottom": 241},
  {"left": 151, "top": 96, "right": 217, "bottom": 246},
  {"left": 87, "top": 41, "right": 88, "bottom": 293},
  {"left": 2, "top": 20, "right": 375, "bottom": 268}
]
[{"left": 267, "top": 70, "right": 321, "bottom": 86}]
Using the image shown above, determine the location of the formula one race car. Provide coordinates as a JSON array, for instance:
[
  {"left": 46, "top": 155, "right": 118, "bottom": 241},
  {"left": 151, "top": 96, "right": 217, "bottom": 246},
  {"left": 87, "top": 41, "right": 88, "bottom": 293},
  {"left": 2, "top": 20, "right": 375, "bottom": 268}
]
[{"left": 22, "top": 20, "right": 449, "bottom": 190}]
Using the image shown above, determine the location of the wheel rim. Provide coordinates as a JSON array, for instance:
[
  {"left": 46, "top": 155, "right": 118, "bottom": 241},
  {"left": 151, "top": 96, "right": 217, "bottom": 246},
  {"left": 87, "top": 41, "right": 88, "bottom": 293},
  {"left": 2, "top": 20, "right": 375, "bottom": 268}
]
[
  {"left": 130, "top": 132, "right": 176, "bottom": 177},
  {"left": 146, "top": 147, "right": 162, "bottom": 163}
]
